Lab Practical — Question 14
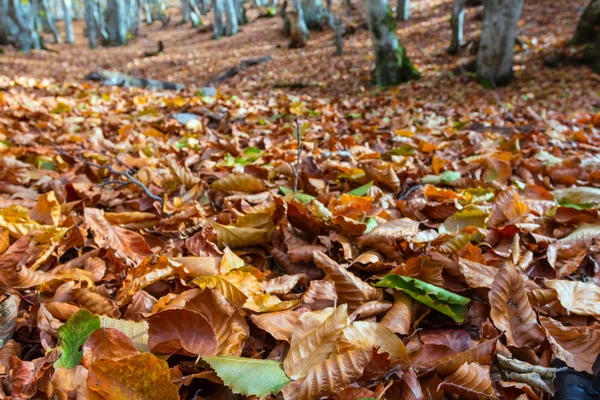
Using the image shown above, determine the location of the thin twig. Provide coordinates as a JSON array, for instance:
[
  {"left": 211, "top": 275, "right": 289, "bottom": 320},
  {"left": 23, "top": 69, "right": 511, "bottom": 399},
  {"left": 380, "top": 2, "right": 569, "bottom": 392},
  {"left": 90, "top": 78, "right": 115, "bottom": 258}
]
[
  {"left": 490, "top": 80, "right": 516, "bottom": 123},
  {"left": 292, "top": 116, "right": 303, "bottom": 193},
  {"left": 52, "top": 144, "right": 164, "bottom": 207}
]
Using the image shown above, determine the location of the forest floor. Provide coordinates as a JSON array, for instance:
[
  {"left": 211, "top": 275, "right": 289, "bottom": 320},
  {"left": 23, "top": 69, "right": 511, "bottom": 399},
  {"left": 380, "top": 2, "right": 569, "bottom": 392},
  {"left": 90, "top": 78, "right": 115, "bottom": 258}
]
[
  {"left": 0, "top": 0, "right": 598, "bottom": 117},
  {"left": 1, "top": 0, "right": 600, "bottom": 399}
]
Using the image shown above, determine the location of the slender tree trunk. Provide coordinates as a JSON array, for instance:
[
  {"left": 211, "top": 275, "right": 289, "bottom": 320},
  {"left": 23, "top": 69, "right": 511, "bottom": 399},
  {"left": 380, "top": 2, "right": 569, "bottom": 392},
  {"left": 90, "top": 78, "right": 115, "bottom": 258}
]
[
  {"left": 571, "top": 0, "right": 600, "bottom": 45},
  {"left": 61, "top": 0, "right": 75, "bottom": 43},
  {"left": 105, "top": 0, "right": 127, "bottom": 45},
  {"left": 448, "top": 0, "right": 465, "bottom": 54},
  {"left": 9, "top": 0, "right": 38, "bottom": 52},
  {"left": 289, "top": 0, "right": 308, "bottom": 47},
  {"left": 476, "top": 0, "right": 524, "bottom": 87},
  {"left": 144, "top": 0, "right": 153, "bottom": 23},
  {"left": 396, "top": 0, "right": 409, "bottom": 21},
  {"left": 368, "top": 0, "right": 419, "bottom": 86},
  {"left": 95, "top": 0, "right": 108, "bottom": 39},
  {"left": 181, "top": 0, "right": 191, "bottom": 22},
  {"left": 40, "top": 0, "right": 62, "bottom": 43},
  {"left": 72, "top": 0, "right": 82, "bottom": 19},
  {"left": 212, "top": 0, "right": 224, "bottom": 38},
  {"left": 223, "top": 0, "right": 238, "bottom": 35},
  {"left": 84, "top": 0, "right": 97, "bottom": 47},
  {"left": 0, "top": 0, "right": 15, "bottom": 45},
  {"left": 235, "top": 0, "right": 245, "bottom": 25},
  {"left": 301, "top": 0, "right": 323, "bottom": 29}
]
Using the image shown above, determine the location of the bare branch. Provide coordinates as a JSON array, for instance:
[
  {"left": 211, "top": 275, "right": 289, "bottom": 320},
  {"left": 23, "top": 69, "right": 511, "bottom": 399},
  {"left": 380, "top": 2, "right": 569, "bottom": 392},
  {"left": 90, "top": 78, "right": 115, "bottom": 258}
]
[
  {"left": 292, "top": 116, "right": 303, "bottom": 193},
  {"left": 51, "top": 144, "right": 164, "bottom": 207}
]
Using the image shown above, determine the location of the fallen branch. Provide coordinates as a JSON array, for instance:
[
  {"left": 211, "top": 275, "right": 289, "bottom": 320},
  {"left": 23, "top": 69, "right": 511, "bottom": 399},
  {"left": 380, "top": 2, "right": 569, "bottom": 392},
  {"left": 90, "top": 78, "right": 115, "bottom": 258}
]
[
  {"left": 205, "top": 56, "right": 273, "bottom": 86},
  {"left": 84, "top": 70, "right": 185, "bottom": 91},
  {"left": 51, "top": 144, "right": 164, "bottom": 208},
  {"left": 292, "top": 116, "right": 303, "bottom": 192}
]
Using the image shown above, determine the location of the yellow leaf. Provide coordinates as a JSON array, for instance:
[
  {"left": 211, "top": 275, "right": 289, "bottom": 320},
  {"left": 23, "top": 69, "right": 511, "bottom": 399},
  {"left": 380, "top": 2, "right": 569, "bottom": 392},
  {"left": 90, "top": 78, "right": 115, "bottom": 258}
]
[
  {"left": 30, "top": 192, "right": 61, "bottom": 226},
  {"left": 244, "top": 294, "right": 301, "bottom": 313},
  {"left": 220, "top": 247, "right": 245, "bottom": 274}
]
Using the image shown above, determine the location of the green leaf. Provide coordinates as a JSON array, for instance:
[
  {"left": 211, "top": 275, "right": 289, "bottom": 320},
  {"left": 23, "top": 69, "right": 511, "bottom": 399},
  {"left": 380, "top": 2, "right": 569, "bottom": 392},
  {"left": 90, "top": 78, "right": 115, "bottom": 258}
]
[
  {"left": 553, "top": 187, "right": 600, "bottom": 210},
  {"left": 279, "top": 187, "right": 315, "bottom": 204},
  {"left": 51, "top": 102, "right": 72, "bottom": 114},
  {"left": 364, "top": 217, "right": 378, "bottom": 234},
  {"left": 388, "top": 145, "right": 416, "bottom": 156},
  {"left": 347, "top": 181, "right": 373, "bottom": 197},
  {"left": 55, "top": 309, "right": 101, "bottom": 368},
  {"left": 203, "top": 356, "right": 291, "bottom": 397},
  {"left": 374, "top": 275, "right": 470, "bottom": 323},
  {"left": 422, "top": 171, "right": 461, "bottom": 185}
]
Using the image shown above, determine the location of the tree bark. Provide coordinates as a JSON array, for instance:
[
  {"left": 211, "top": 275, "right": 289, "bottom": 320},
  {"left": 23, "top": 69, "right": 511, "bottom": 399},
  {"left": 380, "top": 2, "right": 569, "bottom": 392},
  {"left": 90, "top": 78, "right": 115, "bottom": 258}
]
[
  {"left": 301, "top": 0, "right": 323, "bottom": 29},
  {"left": 9, "top": 0, "right": 38, "bottom": 52},
  {"left": 61, "top": 0, "right": 75, "bottom": 43},
  {"left": 289, "top": 0, "right": 308, "bottom": 47},
  {"left": 476, "top": 0, "right": 524, "bottom": 87},
  {"left": 40, "top": 0, "right": 62, "bottom": 43},
  {"left": 84, "top": 0, "right": 97, "bottom": 47},
  {"left": 368, "top": 0, "right": 419, "bottom": 86},
  {"left": 448, "top": 0, "right": 465, "bottom": 54},
  {"left": 396, "top": 0, "right": 409, "bottom": 21},
  {"left": 105, "top": 0, "right": 127, "bottom": 45},
  {"left": 212, "top": 0, "right": 224, "bottom": 38},
  {"left": 181, "top": 0, "right": 191, "bottom": 22},
  {"left": 223, "top": 0, "right": 238, "bottom": 35},
  {"left": 571, "top": 0, "right": 600, "bottom": 45},
  {"left": 0, "top": 0, "right": 14, "bottom": 45}
]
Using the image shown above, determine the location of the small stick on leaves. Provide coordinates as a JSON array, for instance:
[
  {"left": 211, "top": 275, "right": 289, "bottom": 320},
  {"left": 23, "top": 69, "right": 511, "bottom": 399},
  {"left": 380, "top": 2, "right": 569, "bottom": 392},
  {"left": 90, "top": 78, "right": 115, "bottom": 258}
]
[{"left": 292, "top": 116, "right": 304, "bottom": 193}]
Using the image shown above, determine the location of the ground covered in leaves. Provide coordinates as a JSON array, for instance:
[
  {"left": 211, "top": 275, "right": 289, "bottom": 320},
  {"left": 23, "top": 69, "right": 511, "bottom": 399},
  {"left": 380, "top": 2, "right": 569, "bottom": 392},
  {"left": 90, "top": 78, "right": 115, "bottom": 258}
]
[{"left": 1, "top": 0, "right": 600, "bottom": 399}]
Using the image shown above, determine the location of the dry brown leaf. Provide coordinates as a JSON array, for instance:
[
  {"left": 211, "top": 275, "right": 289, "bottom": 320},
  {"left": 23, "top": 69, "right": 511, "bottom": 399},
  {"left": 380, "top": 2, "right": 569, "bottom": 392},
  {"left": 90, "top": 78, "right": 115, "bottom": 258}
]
[
  {"left": 381, "top": 292, "right": 420, "bottom": 335},
  {"left": 458, "top": 258, "right": 498, "bottom": 289},
  {"left": 335, "top": 321, "right": 409, "bottom": 364},
  {"left": 281, "top": 347, "right": 372, "bottom": 400},
  {"left": 540, "top": 316, "right": 600, "bottom": 373},
  {"left": 53, "top": 366, "right": 102, "bottom": 400},
  {"left": 283, "top": 304, "right": 349, "bottom": 380},
  {"left": 84, "top": 208, "right": 152, "bottom": 265},
  {"left": 489, "top": 262, "right": 544, "bottom": 348},
  {"left": 437, "top": 362, "right": 497, "bottom": 400},
  {"left": 313, "top": 251, "right": 382, "bottom": 311},
  {"left": 357, "top": 218, "right": 420, "bottom": 247},
  {"left": 545, "top": 280, "right": 600, "bottom": 317},
  {"left": 250, "top": 309, "right": 304, "bottom": 343}
]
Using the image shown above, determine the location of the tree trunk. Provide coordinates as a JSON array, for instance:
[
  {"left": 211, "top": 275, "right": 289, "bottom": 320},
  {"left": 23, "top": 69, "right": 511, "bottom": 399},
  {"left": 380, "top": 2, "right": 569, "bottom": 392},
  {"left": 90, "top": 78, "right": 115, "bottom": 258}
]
[
  {"left": 476, "top": 0, "right": 524, "bottom": 87},
  {"left": 223, "top": 0, "right": 238, "bottom": 35},
  {"left": 301, "top": 0, "right": 323, "bottom": 29},
  {"left": 289, "top": 0, "right": 308, "bottom": 47},
  {"left": 105, "top": 0, "right": 127, "bottom": 45},
  {"left": 61, "top": 0, "right": 75, "bottom": 43},
  {"left": 212, "top": 0, "right": 224, "bottom": 38},
  {"left": 84, "top": 0, "right": 97, "bottom": 47},
  {"left": 235, "top": 0, "right": 245, "bottom": 25},
  {"left": 368, "top": 0, "right": 419, "bottom": 86},
  {"left": 9, "top": 0, "right": 38, "bottom": 52},
  {"left": 181, "top": 0, "right": 191, "bottom": 22},
  {"left": 0, "top": 0, "right": 14, "bottom": 45},
  {"left": 40, "top": 0, "right": 62, "bottom": 43},
  {"left": 448, "top": 0, "right": 465, "bottom": 54},
  {"left": 396, "top": 0, "right": 409, "bottom": 21},
  {"left": 571, "top": 0, "right": 600, "bottom": 45},
  {"left": 95, "top": 0, "right": 108, "bottom": 39}
]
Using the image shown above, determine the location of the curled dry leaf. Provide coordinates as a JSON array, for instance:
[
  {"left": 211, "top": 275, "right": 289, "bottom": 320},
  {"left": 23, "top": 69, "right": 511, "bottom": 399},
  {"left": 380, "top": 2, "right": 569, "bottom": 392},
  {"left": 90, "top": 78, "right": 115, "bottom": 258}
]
[
  {"left": 335, "top": 321, "right": 409, "bottom": 364},
  {"left": 381, "top": 292, "right": 420, "bottom": 335},
  {"left": 489, "top": 262, "right": 544, "bottom": 348},
  {"left": 357, "top": 218, "right": 420, "bottom": 247},
  {"left": 283, "top": 304, "right": 349, "bottom": 380},
  {"left": 83, "top": 208, "right": 152, "bottom": 266},
  {"left": 313, "top": 251, "right": 382, "bottom": 310},
  {"left": 545, "top": 280, "right": 600, "bottom": 318},
  {"left": 0, "top": 295, "right": 19, "bottom": 348},
  {"left": 281, "top": 347, "right": 372, "bottom": 400},
  {"left": 540, "top": 316, "right": 600, "bottom": 373},
  {"left": 250, "top": 309, "right": 303, "bottom": 343},
  {"left": 211, "top": 173, "right": 267, "bottom": 193},
  {"left": 437, "top": 362, "right": 497, "bottom": 400}
]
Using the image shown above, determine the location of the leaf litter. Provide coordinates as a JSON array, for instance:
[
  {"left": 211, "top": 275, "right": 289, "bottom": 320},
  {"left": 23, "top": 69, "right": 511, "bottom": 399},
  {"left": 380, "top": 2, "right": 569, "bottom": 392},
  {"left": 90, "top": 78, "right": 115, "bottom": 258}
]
[{"left": 0, "top": 0, "right": 600, "bottom": 399}]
